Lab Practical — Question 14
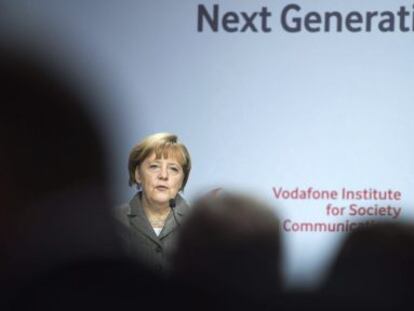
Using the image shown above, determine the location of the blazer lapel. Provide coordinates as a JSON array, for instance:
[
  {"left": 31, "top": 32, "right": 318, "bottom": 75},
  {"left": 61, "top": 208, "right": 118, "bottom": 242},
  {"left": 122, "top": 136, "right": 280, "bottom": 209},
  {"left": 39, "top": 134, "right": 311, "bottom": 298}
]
[
  {"left": 159, "top": 194, "right": 187, "bottom": 239},
  {"left": 127, "top": 194, "right": 161, "bottom": 246}
]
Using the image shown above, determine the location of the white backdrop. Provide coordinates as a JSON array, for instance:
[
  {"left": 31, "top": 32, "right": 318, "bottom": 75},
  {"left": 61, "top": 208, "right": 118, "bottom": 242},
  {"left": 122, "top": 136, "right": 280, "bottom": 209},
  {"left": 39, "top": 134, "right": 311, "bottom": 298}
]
[{"left": 4, "top": 0, "right": 414, "bottom": 287}]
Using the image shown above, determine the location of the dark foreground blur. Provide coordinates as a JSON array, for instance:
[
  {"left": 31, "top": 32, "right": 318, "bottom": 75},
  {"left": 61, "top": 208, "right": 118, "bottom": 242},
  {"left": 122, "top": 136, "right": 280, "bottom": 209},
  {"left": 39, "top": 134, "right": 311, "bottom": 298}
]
[{"left": 1, "top": 47, "right": 413, "bottom": 311}]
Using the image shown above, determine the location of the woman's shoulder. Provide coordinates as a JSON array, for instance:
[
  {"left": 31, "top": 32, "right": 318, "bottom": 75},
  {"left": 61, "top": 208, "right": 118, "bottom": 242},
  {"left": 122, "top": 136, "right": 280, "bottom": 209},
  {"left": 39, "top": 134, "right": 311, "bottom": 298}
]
[
  {"left": 113, "top": 192, "right": 143, "bottom": 223},
  {"left": 175, "top": 193, "right": 191, "bottom": 217},
  {"left": 112, "top": 202, "right": 131, "bottom": 225}
]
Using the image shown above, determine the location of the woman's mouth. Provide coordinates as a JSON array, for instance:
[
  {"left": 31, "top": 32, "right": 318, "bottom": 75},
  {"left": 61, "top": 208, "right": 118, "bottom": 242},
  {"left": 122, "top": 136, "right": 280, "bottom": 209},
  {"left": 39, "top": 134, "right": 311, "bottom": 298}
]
[{"left": 155, "top": 185, "right": 169, "bottom": 191}]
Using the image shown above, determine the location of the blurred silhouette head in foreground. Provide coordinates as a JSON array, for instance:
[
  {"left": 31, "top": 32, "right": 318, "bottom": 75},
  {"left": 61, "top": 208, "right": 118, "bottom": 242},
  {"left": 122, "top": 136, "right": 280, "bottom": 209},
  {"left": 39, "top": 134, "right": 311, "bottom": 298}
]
[
  {"left": 172, "top": 191, "right": 281, "bottom": 309},
  {"left": 0, "top": 45, "right": 123, "bottom": 285},
  {"left": 322, "top": 222, "right": 414, "bottom": 310},
  {"left": 0, "top": 45, "right": 170, "bottom": 310}
]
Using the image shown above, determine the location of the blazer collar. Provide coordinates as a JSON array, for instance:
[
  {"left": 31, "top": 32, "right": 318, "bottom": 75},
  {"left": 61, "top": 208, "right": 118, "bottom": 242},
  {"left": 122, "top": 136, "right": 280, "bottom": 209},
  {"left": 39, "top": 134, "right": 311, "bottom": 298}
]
[
  {"left": 159, "top": 194, "right": 188, "bottom": 239},
  {"left": 127, "top": 192, "right": 189, "bottom": 241},
  {"left": 127, "top": 193, "right": 160, "bottom": 245}
]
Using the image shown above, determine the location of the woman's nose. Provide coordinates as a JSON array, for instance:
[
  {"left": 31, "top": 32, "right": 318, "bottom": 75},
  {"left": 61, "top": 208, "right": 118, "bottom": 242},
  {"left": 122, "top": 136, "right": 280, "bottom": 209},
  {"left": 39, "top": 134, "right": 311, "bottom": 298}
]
[{"left": 158, "top": 166, "right": 168, "bottom": 179}]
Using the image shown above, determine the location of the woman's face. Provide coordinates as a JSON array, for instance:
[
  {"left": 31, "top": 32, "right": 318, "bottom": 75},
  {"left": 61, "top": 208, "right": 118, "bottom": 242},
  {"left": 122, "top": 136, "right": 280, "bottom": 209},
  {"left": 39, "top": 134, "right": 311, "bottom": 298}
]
[{"left": 135, "top": 153, "right": 184, "bottom": 206}]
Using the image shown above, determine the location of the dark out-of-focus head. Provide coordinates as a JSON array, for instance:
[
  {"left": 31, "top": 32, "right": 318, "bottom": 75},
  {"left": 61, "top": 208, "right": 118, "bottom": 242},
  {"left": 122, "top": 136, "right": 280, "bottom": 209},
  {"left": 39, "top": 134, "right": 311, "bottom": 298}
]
[
  {"left": 323, "top": 222, "right": 414, "bottom": 308},
  {"left": 0, "top": 46, "right": 119, "bottom": 282},
  {"left": 0, "top": 47, "right": 106, "bottom": 209},
  {"left": 0, "top": 45, "right": 167, "bottom": 310},
  {"left": 172, "top": 191, "right": 281, "bottom": 305}
]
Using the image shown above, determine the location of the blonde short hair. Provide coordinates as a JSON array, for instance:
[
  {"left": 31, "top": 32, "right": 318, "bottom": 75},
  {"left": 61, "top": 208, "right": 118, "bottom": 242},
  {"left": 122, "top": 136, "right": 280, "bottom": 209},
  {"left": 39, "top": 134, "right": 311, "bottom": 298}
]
[{"left": 128, "top": 133, "right": 191, "bottom": 190}]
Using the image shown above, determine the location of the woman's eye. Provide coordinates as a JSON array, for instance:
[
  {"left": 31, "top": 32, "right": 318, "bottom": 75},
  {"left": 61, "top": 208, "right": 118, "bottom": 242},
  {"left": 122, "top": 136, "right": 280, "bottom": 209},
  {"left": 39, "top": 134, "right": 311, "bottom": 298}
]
[
  {"left": 169, "top": 167, "right": 179, "bottom": 172},
  {"left": 149, "top": 164, "right": 159, "bottom": 169}
]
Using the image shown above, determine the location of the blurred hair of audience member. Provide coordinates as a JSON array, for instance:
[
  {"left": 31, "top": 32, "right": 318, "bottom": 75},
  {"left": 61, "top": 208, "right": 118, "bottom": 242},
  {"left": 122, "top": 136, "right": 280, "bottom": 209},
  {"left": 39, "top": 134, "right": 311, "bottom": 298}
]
[
  {"left": 171, "top": 191, "right": 282, "bottom": 310},
  {"left": 321, "top": 222, "right": 414, "bottom": 311},
  {"left": 0, "top": 46, "right": 167, "bottom": 310}
]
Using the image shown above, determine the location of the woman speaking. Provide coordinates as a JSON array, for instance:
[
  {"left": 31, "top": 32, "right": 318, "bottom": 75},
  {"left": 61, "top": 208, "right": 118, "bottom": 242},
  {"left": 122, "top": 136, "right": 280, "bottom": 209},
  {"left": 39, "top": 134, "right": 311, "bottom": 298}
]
[{"left": 116, "top": 133, "right": 191, "bottom": 273}]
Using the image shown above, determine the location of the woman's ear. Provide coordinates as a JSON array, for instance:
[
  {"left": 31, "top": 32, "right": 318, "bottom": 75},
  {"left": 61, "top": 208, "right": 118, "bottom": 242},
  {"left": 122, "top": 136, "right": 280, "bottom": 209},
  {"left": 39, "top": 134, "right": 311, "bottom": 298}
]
[{"left": 134, "top": 166, "right": 141, "bottom": 184}]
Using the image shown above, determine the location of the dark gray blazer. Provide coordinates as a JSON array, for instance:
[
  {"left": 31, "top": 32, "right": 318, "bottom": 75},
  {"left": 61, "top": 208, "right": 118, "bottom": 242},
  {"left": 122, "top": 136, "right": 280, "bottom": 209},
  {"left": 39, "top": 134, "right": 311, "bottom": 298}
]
[{"left": 114, "top": 192, "right": 189, "bottom": 274}]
